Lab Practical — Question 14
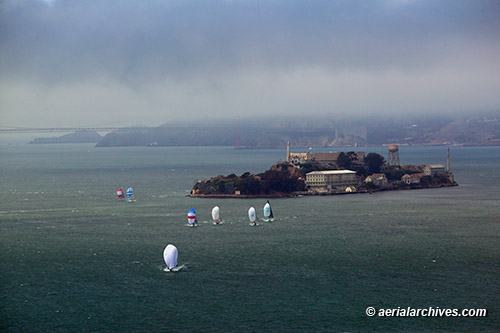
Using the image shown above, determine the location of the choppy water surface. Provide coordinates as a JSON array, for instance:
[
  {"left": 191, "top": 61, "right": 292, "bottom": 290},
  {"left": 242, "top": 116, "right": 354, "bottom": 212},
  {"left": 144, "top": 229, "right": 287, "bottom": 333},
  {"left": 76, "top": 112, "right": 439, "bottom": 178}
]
[{"left": 1, "top": 144, "right": 499, "bottom": 331}]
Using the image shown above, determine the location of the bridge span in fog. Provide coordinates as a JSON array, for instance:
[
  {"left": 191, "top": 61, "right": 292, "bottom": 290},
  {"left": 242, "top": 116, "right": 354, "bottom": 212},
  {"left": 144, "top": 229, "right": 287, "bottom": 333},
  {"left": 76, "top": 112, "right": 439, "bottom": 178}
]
[{"left": 0, "top": 126, "right": 236, "bottom": 134}]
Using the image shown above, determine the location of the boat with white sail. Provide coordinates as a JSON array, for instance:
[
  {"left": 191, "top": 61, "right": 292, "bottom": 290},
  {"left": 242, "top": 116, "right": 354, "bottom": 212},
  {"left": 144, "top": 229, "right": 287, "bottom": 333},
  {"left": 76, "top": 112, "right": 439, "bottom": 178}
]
[
  {"left": 248, "top": 207, "right": 257, "bottom": 226},
  {"left": 163, "top": 244, "right": 183, "bottom": 272},
  {"left": 263, "top": 200, "right": 274, "bottom": 222},
  {"left": 212, "top": 206, "right": 222, "bottom": 225}
]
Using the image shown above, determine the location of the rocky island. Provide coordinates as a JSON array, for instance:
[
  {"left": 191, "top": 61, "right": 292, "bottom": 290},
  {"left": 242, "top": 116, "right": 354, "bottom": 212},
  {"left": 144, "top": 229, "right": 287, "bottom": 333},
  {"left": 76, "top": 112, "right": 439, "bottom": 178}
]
[{"left": 190, "top": 145, "right": 457, "bottom": 198}]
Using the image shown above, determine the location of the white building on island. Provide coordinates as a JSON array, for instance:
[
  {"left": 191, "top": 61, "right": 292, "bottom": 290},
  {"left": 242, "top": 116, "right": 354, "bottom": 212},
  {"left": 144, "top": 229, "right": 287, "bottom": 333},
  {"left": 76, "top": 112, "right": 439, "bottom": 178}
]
[{"left": 305, "top": 170, "right": 358, "bottom": 192}]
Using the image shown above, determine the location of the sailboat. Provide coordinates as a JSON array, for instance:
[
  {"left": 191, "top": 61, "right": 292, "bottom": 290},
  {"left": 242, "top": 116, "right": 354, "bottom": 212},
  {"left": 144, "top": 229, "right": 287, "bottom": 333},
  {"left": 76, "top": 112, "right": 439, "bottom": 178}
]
[
  {"left": 187, "top": 208, "right": 197, "bottom": 227},
  {"left": 126, "top": 187, "right": 135, "bottom": 202},
  {"left": 263, "top": 200, "right": 274, "bottom": 222},
  {"left": 248, "top": 207, "right": 257, "bottom": 226},
  {"left": 163, "top": 244, "right": 182, "bottom": 272},
  {"left": 212, "top": 206, "right": 222, "bottom": 225},
  {"left": 116, "top": 188, "right": 123, "bottom": 200}
]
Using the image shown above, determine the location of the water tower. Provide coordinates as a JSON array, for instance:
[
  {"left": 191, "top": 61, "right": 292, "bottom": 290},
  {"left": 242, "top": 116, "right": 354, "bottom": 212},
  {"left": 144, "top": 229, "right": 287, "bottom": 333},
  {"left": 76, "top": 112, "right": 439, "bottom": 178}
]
[{"left": 388, "top": 144, "right": 400, "bottom": 167}]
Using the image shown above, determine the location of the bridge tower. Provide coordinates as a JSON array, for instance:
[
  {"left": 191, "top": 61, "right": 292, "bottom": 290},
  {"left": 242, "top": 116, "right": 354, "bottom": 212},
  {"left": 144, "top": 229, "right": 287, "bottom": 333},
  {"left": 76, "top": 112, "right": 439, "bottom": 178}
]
[
  {"left": 234, "top": 127, "right": 240, "bottom": 148},
  {"left": 234, "top": 118, "right": 241, "bottom": 149}
]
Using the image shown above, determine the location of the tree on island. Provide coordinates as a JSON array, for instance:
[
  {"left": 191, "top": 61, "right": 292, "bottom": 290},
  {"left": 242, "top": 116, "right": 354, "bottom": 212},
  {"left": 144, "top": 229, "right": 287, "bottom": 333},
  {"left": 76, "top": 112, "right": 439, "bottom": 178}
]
[
  {"left": 235, "top": 175, "right": 262, "bottom": 194},
  {"left": 384, "top": 167, "right": 405, "bottom": 181},
  {"left": 192, "top": 163, "right": 306, "bottom": 196},
  {"left": 261, "top": 168, "right": 305, "bottom": 194},
  {"left": 365, "top": 153, "right": 385, "bottom": 173},
  {"left": 337, "top": 152, "right": 352, "bottom": 169}
]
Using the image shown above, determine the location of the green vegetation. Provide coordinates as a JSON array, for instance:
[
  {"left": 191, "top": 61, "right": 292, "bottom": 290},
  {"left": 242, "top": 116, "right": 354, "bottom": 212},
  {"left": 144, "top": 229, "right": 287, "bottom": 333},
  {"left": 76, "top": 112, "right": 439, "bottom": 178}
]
[
  {"left": 192, "top": 163, "right": 305, "bottom": 195},
  {"left": 384, "top": 167, "right": 405, "bottom": 181},
  {"left": 298, "top": 162, "right": 323, "bottom": 174},
  {"left": 365, "top": 153, "right": 385, "bottom": 173},
  {"left": 336, "top": 152, "right": 352, "bottom": 169},
  {"left": 384, "top": 165, "right": 423, "bottom": 181}
]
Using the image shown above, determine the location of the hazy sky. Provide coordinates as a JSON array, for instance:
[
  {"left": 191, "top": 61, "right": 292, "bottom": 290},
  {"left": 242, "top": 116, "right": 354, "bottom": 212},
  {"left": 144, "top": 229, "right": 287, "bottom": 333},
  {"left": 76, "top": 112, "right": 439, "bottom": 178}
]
[{"left": 1, "top": 0, "right": 499, "bottom": 128}]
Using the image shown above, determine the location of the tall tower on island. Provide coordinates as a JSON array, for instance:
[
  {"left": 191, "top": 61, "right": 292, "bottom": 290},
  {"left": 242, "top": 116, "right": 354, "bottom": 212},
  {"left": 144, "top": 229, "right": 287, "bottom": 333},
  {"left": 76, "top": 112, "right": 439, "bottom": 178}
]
[
  {"left": 286, "top": 141, "right": 291, "bottom": 162},
  {"left": 388, "top": 144, "right": 400, "bottom": 167},
  {"left": 447, "top": 147, "right": 450, "bottom": 172}
]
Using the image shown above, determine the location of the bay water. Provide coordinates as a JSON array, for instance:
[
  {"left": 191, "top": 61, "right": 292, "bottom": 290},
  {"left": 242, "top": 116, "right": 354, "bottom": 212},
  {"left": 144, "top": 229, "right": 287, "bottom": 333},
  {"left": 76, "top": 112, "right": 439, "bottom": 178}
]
[{"left": 1, "top": 144, "right": 499, "bottom": 331}]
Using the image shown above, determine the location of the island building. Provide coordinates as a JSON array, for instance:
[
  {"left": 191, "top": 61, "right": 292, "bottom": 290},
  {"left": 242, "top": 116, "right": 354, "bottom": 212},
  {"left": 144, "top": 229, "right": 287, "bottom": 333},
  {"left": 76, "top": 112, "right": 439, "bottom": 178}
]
[
  {"left": 424, "top": 164, "right": 445, "bottom": 176},
  {"left": 345, "top": 186, "right": 357, "bottom": 192},
  {"left": 404, "top": 147, "right": 454, "bottom": 185},
  {"left": 364, "top": 173, "right": 388, "bottom": 187},
  {"left": 289, "top": 151, "right": 365, "bottom": 164},
  {"left": 285, "top": 141, "right": 365, "bottom": 165},
  {"left": 420, "top": 148, "right": 454, "bottom": 181},
  {"left": 401, "top": 173, "right": 423, "bottom": 184},
  {"left": 286, "top": 149, "right": 364, "bottom": 167},
  {"left": 305, "top": 170, "right": 358, "bottom": 192}
]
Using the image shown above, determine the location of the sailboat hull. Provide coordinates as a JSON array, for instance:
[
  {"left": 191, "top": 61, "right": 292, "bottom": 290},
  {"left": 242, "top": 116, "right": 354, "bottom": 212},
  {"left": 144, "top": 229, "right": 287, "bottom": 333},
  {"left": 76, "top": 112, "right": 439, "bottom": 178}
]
[{"left": 164, "top": 264, "right": 185, "bottom": 272}]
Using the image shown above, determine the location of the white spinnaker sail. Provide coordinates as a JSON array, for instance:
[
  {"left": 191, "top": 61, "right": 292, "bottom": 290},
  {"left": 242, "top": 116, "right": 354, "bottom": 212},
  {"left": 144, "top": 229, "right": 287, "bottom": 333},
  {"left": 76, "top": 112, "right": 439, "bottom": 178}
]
[
  {"left": 212, "top": 206, "right": 220, "bottom": 222},
  {"left": 163, "top": 244, "right": 178, "bottom": 270},
  {"left": 248, "top": 207, "right": 256, "bottom": 223}
]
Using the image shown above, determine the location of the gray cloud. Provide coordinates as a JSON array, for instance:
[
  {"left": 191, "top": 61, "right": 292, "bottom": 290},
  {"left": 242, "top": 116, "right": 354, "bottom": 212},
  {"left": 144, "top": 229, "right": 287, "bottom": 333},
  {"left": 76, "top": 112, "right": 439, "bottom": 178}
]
[{"left": 1, "top": 0, "right": 499, "bottom": 127}]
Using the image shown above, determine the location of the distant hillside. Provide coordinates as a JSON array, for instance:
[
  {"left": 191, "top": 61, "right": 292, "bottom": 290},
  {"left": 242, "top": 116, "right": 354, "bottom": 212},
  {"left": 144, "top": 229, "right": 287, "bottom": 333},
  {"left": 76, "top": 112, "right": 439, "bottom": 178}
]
[
  {"left": 426, "top": 117, "right": 500, "bottom": 146},
  {"left": 95, "top": 114, "right": 500, "bottom": 147},
  {"left": 95, "top": 128, "right": 234, "bottom": 147},
  {"left": 367, "top": 116, "right": 500, "bottom": 146},
  {"left": 95, "top": 124, "right": 366, "bottom": 148},
  {"left": 30, "top": 130, "right": 103, "bottom": 144}
]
